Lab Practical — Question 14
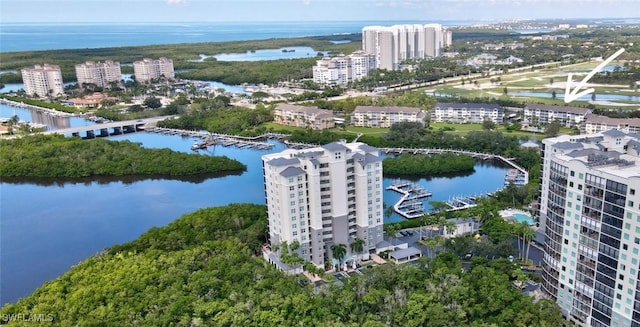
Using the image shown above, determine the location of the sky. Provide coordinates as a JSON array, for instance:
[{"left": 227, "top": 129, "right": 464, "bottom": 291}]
[{"left": 1, "top": 0, "right": 639, "bottom": 23}]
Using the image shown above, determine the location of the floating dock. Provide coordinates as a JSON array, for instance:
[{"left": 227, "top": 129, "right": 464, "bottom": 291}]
[
  {"left": 146, "top": 127, "right": 275, "bottom": 151},
  {"left": 386, "top": 181, "right": 432, "bottom": 219},
  {"left": 445, "top": 196, "right": 478, "bottom": 211}
]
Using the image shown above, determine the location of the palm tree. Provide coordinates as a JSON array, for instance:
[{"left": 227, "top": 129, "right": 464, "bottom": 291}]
[
  {"left": 385, "top": 224, "right": 401, "bottom": 247},
  {"left": 331, "top": 243, "right": 347, "bottom": 271},
  {"left": 350, "top": 238, "right": 365, "bottom": 264},
  {"left": 520, "top": 222, "right": 535, "bottom": 264}
]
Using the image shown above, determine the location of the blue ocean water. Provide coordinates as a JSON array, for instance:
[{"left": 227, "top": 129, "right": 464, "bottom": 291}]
[{"left": 0, "top": 20, "right": 477, "bottom": 52}]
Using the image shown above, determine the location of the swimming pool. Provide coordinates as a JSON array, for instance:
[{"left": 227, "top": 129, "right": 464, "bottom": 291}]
[{"left": 512, "top": 212, "right": 535, "bottom": 225}]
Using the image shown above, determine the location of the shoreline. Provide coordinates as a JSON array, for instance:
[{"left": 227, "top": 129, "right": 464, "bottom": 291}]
[{"left": 0, "top": 98, "right": 74, "bottom": 117}]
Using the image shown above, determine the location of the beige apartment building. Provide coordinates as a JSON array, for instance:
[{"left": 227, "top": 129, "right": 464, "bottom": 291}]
[
  {"left": 351, "top": 106, "right": 425, "bottom": 128},
  {"left": 21, "top": 64, "right": 65, "bottom": 97},
  {"left": 133, "top": 57, "right": 175, "bottom": 82},
  {"left": 262, "top": 141, "right": 385, "bottom": 268},
  {"left": 524, "top": 104, "right": 592, "bottom": 128},
  {"left": 75, "top": 60, "right": 122, "bottom": 88},
  {"left": 312, "top": 50, "right": 376, "bottom": 86},
  {"left": 583, "top": 114, "right": 640, "bottom": 134},
  {"left": 273, "top": 104, "right": 335, "bottom": 130}
]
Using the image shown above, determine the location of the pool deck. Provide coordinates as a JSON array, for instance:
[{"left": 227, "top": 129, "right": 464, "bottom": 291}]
[{"left": 499, "top": 209, "right": 537, "bottom": 226}]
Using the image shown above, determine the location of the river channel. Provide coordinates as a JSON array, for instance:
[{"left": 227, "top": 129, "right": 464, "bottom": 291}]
[{"left": 0, "top": 103, "right": 511, "bottom": 304}]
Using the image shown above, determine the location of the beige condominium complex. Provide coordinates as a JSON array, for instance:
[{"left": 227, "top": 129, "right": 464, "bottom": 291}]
[
  {"left": 539, "top": 130, "right": 640, "bottom": 327},
  {"left": 75, "top": 60, "right": 122, "bottom": 88},
  {"left": 133, "top": 57, "right": 175, "bottom": 82},
  {"left": 273, "top": 104, "right": 335, "bottom": 130},
  {"left": 21, "top": 64, "right": 65, "bottom": 97},
  {"left": 262, "top": 141, "right": 385, "bottom": 268},
  {"left": 351, "top": 105, "right": 425, "bottom": 128},
  {"left": 362, "top": 23, "right": 452, "bottom": 70}
]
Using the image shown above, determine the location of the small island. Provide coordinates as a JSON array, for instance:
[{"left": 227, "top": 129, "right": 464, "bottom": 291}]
[
  {"left": 0, "top": 134, "right": 246, "bottom": 178},
  {"left": 383, "top": 153, "right": 476, "bottom": 177}
]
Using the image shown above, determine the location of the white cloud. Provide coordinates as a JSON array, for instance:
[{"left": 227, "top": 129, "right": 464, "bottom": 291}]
[
  {"left": 302, "top": 0, "right": 311, "bottom": 5},
  {"left": 166, "top": 0, "right": 187, "bottom": 5}
]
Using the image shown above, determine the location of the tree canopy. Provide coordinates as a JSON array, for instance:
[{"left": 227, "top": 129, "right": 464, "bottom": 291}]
[
  {"left": 0, "top": 134, "right": 245, "bottom": 178},
  {"left": 0, "top": 204, "right": 565, "bottom": 326}
]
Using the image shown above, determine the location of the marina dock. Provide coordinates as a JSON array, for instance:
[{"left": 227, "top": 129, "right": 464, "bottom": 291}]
[
  {"left": 145, "top": 127, "right": 278, "bottom": 151},
  {"left": 386, "top": 181, "right": 432, "bottom": 219},
  {"left": 445, "top": 196, "right": 479, "bottom": 211}
]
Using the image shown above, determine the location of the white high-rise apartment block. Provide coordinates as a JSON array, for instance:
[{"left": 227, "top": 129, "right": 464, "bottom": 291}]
[
  {"left": 362, "top": 24, "right": 452, "bottom": 70},
  {"left": 75, "top": 60, "right": 122, "bottom": 88},
  {"left": 312, "top": 50, "right": 376, "bottom": 86},
  {"left": 21, "top": 64, "right": 65, "bottom": 97},
  {"left": 262, "top": 141, "right": 385, "bottom": 268},
  {"left": 133, "top": 57, "right": 175, "bottom": 83},
  {"left": 539, "top": 130, "right": 640, "bottom": 327}
]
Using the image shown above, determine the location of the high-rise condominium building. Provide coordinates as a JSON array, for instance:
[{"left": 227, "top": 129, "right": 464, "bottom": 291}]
[
  {"left": 362, "top": 24, "right": 452, "bottom": 70},
  {"left": 539, "top": 130, "right": 640, "bottom": 327},
  {"left": 75, "top": 60, "right": 122, "bottom": 88},
  {"left": 133, "top": 57, "right": 175, "bottom": 82},
  {"left": 312, "top": 50, "right": 376, "bottom": 85},
  {"left": 262, "top": 141, "right": 385, "bottom": 268},
  {"left": 21, "top": 64, "right": 65, "bottom": 97}
]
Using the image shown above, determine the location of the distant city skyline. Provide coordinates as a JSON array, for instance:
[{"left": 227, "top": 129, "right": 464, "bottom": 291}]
[{"left": 1, "top": 0, "right": 639, "bottom": 23}]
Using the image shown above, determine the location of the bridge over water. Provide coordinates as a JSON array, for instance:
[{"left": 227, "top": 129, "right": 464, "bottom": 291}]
[{"left": 42, "top": 116, "right": 176, "bottom": 138}]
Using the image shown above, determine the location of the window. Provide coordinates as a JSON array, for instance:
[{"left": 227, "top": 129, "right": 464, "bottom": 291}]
[
  {"left": 288, "top": 177, "right": 294, "bottom": 183},
  {"left": 570, "top": 171, "right": 575, "bottom": 177},
  {"left": 334, "top": 152, "right": 342, "bottom": 160},
  {"left": 289, "top": 186, "right": 295, "bottom": 191},
  {"left": 290, "top": 194, "right": 295, "bottom": 198},
  {"left": 631, "top": 189, "right": 636, "bottom": 195}
]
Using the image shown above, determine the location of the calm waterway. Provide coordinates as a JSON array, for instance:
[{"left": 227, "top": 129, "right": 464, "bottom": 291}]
[
  {"left": 512, "top": 91, "right": 640, "bottom": 103},
  {"left": 0, "top": 104, "right": 510, "bottom": 305}
]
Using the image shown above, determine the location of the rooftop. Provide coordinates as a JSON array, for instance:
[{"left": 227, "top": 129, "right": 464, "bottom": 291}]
[
  {"left": 525, "top": 104, "right": 591, "bottom": 115},
  {"left": 353, "top": 106, "right": 422, "bottom": 114},
  {"left": 435, "top": 102, "right": 502, "bottom": 110}
]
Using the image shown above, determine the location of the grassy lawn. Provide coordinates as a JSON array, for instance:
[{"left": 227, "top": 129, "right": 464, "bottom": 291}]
[
  {"left": 261, "top": 122, "right": 307, "bottom": 133},
  {"left": 427, "top": 59, "right": 638, "bottom": 108}
]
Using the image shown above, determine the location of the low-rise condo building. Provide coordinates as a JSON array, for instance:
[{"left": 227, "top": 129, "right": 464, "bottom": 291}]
[
  {"left": 584, "top": 114, "right": 640, "bottom": 134},
  {"left": 539, "top": 130, "right": 640, "bottom": 327},
  {"left": 351, "top": 106, "right": 425, "bottom": 128},
  {"left": 262, "top": 141, "right": 385, "bottom": 269},
  {"left": 524, "top": 104, "right": 591, "bottom": 128},
  {"left": 273, "top": 104, "right": 335, "bottom": 130},
  {"left": 21, "top": 64, "right": 65, "bottom": 97},
  {"left": 431, "top": 102, "right": 504, "bottom": 124},
  {"left": 133, "top": 57, "right": 175, "bottom": 83}
]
